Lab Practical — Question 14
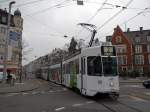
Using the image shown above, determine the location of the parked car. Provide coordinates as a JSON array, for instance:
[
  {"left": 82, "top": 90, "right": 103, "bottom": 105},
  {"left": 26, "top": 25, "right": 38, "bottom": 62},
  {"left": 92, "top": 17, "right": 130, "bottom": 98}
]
[{"left": 143, "top": 79, "right": 150, "bottom": 88}]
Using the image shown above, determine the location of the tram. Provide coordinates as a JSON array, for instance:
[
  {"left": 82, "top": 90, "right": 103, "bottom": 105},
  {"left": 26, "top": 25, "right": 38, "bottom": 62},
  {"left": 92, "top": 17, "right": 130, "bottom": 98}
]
[{"left": 40, "top": 44, "right": 119, "bottom": 97}]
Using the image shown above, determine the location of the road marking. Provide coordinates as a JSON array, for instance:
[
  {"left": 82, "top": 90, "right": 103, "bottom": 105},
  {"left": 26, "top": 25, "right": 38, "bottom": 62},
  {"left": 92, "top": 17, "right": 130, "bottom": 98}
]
[
  {"left": 37, "top": 81, "right": 42, "bottom": 85},
  {"left": 32, "top": 91, "right": 39, "bottom": 94},
  {"left": 56, "top": 90, "right": 63, "bottom": 92},
  {"left": 48, "top": 89, "right": 66, "bottom": 93},
  {"left": 7, "top": 93, "right": 19, "bottom": 96},
  {"left": 63, "top": 88, "right": 67, "bottom": 91},
  {"left": 72, "top": 103, "right": 84, "bottom": 107},
  {"left": 15, "top": 83, "right": 24, "bottom": 85},
  {"left": 55, "top": 107, "right": 65, "bottom": 111},
  {"left": 22, "top": 92, "right": 29, "bottom": 95},
  {"left": 49, "top": 90, "right": 55, "bottom": 93},
  {"left": 145, "top": 92, "right": 150, "bottom": 95},
  {"left": 129, "top": 95, "right": 148, "bottom": 102},
  {"left": 41, "top": 111, "right": 46, "bottom": 112},
  {"left": 40, "top": 91, "right": 45, "bottom": 94},
  {"left": 123, "top": 85, "right": 143, "bottom": 88},
  {"left": 86, "top": 101, "right": 95, "bottom": 104}
]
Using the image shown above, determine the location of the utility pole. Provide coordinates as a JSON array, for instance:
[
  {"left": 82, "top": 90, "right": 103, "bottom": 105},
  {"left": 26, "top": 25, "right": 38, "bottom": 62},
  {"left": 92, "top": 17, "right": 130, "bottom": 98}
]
[
  {"left": 18, "top": 32, "right": 22, "bottom": 83},
  {"left": 3, "top": 1, "right": 16, "bottom": 82}
]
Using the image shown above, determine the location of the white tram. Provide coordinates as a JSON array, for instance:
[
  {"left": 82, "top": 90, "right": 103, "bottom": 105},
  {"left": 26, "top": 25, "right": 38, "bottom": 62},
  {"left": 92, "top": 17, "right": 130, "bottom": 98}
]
[{"left": 41, "top": 45, "right": 119, "bottom": 97}]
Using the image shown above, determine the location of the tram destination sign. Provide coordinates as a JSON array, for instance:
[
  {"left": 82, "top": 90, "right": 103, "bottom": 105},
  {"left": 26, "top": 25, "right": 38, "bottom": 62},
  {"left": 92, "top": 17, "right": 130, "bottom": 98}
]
[{"left": 101, "top": 46, "right": 116, "bottom": 56}]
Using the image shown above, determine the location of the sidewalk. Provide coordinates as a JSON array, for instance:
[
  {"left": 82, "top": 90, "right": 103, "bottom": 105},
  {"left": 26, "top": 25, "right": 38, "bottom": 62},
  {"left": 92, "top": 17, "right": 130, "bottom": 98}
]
[
  {"left": 0, "top": 79, "right": 41, "bottom": 94},
  {"left": 119, "top": 77, "right": 146, "bottom": 83}
]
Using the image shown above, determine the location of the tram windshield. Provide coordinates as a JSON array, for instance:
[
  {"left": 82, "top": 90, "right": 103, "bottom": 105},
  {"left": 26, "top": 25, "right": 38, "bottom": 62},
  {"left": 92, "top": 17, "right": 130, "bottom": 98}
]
[
  {"left": 87, "top": 56, "right": 102, "bottom": 76},
  {"left": 102, "top": 57, "right": 117, "bottom": 76}
]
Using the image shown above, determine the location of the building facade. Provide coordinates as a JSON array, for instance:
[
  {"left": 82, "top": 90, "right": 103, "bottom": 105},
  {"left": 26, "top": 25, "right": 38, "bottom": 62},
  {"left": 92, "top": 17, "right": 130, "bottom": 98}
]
[
  {"left": 106, "top": 26, "right": 150, "bottom": 76},
  {"left": 0, "top": 9, "right": 23, "bottom": 74}
]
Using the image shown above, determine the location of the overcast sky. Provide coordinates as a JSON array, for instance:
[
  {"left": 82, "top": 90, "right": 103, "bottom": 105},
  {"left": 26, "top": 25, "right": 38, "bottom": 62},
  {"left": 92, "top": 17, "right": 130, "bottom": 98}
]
[{"left": 0, "top": 0, "right": 150, "bottom": 65}]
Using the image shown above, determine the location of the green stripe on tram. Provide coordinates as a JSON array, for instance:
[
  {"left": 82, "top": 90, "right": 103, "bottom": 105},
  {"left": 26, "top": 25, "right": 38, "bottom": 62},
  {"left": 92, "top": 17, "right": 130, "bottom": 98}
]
[{"left": 70, "top": 63, "right": 77, "bottom": 88}]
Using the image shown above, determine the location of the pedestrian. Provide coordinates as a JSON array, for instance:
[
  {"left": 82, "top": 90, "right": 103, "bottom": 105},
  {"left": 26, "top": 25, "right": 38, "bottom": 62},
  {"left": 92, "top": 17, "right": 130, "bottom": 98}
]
[
  {"left": 11, "top": 73, "right": 16, "bottom": 86},
  {"left": 7, "top": 70, "right": 12, "bottom": 84}
]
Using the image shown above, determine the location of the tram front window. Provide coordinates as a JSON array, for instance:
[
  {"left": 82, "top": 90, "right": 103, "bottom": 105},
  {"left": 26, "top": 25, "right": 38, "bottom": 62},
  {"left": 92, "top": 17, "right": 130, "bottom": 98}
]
[
  {"left": 102, "top": 57, "right": 117, "bottom": 76},
  {"left": 87, "top": 56, "right": 102, "bottom": 76}
]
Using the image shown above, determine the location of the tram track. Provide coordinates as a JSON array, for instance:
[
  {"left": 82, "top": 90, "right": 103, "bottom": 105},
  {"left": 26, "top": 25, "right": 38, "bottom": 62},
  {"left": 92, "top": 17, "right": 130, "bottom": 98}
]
[{"left": 96, "top": 99, "right": 143, "bottom": 112}]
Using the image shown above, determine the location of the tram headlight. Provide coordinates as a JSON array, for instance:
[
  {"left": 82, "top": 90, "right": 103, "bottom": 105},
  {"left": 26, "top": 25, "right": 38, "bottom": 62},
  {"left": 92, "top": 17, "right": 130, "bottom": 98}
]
[{"left": 110, "top": 81, "right": 114, "bottom": 87}]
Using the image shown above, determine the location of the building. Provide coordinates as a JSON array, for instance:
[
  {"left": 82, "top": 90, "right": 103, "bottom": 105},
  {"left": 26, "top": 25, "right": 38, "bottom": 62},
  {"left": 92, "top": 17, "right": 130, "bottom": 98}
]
[
  {"left": 106, "top": 25, "right": 150, "bottom": 76},
  {"left": 0, "top": 8, "right": 23, "bottom": 74}
]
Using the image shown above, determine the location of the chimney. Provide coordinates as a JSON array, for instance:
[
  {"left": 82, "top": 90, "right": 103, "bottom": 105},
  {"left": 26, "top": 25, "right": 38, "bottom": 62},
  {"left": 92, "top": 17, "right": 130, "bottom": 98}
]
[
  {"left": 4, "top": 8, "right": 7, "bottom": 12},
  {"left": 127, "top": 28, "right": 130, "bottom": 32},
  {"left": 140, "top": 27, "right": 143, "bottom": 32}
]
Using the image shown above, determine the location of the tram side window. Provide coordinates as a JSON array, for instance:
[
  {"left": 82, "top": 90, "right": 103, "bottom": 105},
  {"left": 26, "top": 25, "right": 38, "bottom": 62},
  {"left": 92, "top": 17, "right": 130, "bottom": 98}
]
[
  {"left": 75, "top": 59, "right": 79, "bottom": 74},
  {"left": 66, "top": 63, "right": 69, "bottom": 74},
  {"left": 87, "top": 56, "right": 102, "bottom": 76},
  {"left": 67, "top": 63, "right": 69, "bottom": 74},
  {"left": 81, "top": 58, "right": 85, "bottom": 74},
  {"left": 63, "top": 64, "right": 66, "bottom": 74}
]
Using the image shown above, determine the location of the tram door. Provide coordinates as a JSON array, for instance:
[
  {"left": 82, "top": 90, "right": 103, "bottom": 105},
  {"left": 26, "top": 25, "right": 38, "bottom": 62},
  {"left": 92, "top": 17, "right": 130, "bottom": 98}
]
[{"left": 81, "top": 57, "right": 87, "bottom": 94}]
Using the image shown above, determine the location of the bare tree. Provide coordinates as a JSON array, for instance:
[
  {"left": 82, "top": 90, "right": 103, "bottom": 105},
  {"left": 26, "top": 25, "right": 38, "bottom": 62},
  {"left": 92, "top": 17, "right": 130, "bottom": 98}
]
[{"left": 68, "top": 37, "right": 78, "bottom": 54}]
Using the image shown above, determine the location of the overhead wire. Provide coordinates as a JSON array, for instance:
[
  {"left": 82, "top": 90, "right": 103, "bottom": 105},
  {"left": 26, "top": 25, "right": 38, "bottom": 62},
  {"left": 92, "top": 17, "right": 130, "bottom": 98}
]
[
  {"left": 21, "top": 0, "right": 73, "bottom": 38},
  {"left": 87, "top": 0, "right": 109, "bottom": 23},
  {"left": 75, "top": 0, "right": 109, "bottom": 40},
  {"left": 80, "top": 1, "right": 145, "bottom": 11},
  {"left": 0, "top": 0, "right": 11, "bottom": 3},
  {"left": 98, "top": 5, "right": 150, "bottom": 40},
  {"left": 23, "top": 11, "right": 64, "bottom": 38},
  {"left": 97, "top": 0, "right": 134, "bottom": 31},
  {"left": 25, "top": 0, "right": 71, "bottom": 16},
  {"left": 76, "top": 0, "right": 141, "bottom": 40},
  {"left": 121, "top": 5, "right": 150, "bottom": 25},
  {"left": 13, "top": 0, "right": 47, "bottom": 8}
]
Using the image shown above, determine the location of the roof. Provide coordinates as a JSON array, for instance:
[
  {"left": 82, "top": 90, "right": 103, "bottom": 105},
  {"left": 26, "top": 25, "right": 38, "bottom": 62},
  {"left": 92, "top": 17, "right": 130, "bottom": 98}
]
[{"left": 106, "top": 26, "right": 150, "bottom": 45}]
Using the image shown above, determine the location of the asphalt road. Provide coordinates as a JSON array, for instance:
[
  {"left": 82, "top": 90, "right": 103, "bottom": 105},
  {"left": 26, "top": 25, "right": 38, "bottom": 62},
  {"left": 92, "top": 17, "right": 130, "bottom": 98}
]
[{"left": 0, "top": 80, "right": 150, "bottom": 112}]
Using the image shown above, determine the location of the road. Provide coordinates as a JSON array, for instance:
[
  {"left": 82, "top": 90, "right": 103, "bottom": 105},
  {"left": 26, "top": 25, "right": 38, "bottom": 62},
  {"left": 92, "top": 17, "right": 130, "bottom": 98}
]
[{"left": 0, "top": 79, "right": 150, "bottom": 112}]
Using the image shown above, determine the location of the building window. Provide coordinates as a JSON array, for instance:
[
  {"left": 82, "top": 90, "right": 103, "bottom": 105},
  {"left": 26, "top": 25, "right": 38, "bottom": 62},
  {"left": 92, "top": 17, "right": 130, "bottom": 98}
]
[
  {"left": 2, "top": 16, "right": 7, "bottom": 23},
  {"left": 135, "top": 55, "right": 144, "bottom": 65},
  {"left": 0, "top": 27, "right": 6, "bottom": 34},
  {"left": 116, "top": 45, "right": 126, "bottom": 53},
  {"left": 147, "top": 36, "right": 150, "bottom": 42},
  {"left": 135, "top": 34, "right": 140, "bottom": 43},
  {"left": 147, "top": 45, "right": 150, "bottom": 53},
  {"left": 147, "top": 33, "right": 150, "bottom": 42},
  {"left": 116, "top": 36, "right": 122, "bottom": 43},
  {"left": 135, "top": 45, "right": 142, "bottom": 53},
  {"left": 148, "top": 54, "right": 150, "bottom": 64},
  {"left": 121, "top": 67, "right": 127, "bottom": 72},
  {"left": 118, "top": 55, "right": 127, "bottom": 65}
]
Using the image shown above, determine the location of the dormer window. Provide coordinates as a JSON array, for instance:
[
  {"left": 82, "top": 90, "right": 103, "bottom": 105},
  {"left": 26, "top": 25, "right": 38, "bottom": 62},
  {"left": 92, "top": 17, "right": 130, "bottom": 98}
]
[
  {"left": 2, "top": 16, "right": 7, "bottom": 23},
  {"left": 135, "top": 34, "right": 140, "bottom": 42},
  {"left": 116, "top": 36, "right": 122, "bottom": 43},
  {"left": 147, "top": 32, "right": 150, "bottom": 42}
]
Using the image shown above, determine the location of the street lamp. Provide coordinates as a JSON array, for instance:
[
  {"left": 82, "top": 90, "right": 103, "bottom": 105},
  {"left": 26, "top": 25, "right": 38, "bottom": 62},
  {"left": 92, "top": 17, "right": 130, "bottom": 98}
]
[{"left": 3, "top": 1, "right": 16, "bottom": 82}]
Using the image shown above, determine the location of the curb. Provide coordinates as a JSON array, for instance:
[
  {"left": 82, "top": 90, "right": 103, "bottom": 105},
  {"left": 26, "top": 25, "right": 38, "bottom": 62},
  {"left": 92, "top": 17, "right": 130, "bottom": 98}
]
[
  {"left": 0, "top": 86, "right": 39, "bottom": 94},
  {"left": 120, "top": 81, "right": 143, "bottom": 83},
  {"left": 0, "top": 80, "right": 41, "bottom": 94}
]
